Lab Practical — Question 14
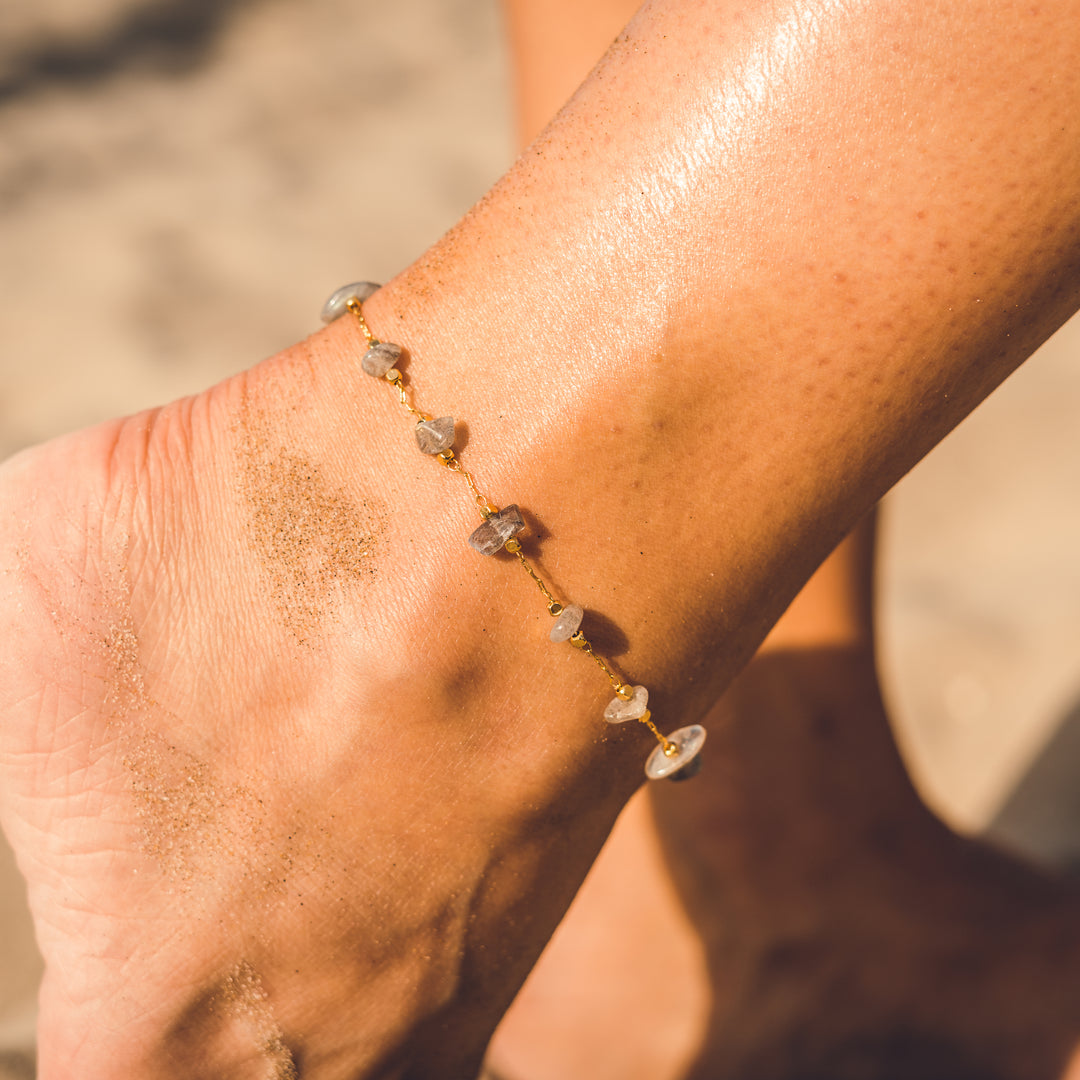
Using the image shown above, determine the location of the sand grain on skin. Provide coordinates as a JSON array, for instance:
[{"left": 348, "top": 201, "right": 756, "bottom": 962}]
[
  {"left": 214, "top": 961, "right": 299, "bottom": 1080},
  {"left": 95, "top": 575, "right": 255, "bottom": 885},
  {"left": 24, "top": 525, "right": 310, "bottom": 895},
  {"left": 237, "top": 397, "right": 387, "bottom": 645}
]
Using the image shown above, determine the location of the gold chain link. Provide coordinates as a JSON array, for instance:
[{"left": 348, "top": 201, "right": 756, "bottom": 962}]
[
  {"left": 385, "top": 373, "right": 430, "bottom": 422},
  {"left": 345, "top": 296, "right": 376, "bottom": 346},
  {"left": 512, "top": 549, "right": 558, "bottom": 607},
  {"left": 440, "top": 456, "right": 494, "bottom": 514},
  {"left": 639, "top": 712, "right": 675, "bottom": 752},
  {"left": 577, "top": 636, "right": 625, "bottom": 692}
]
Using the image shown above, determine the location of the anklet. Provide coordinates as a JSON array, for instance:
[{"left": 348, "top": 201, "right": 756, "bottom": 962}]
[{"left": 321, "top": 282, "right": 706, "bottom": 782}]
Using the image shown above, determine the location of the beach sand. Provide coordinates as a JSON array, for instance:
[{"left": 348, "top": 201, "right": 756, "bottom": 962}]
[{"left": 1, "top": 0, "right": 1078, "bottom": 1073}]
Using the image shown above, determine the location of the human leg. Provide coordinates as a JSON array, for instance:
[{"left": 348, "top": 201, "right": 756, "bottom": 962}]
[
  {"left": 484, "top": 517, "right": 876, "bottom": 1080},
  {"left": 489, "top": 6, "right": 1080, "bottom": 1073},
  {"left": 489, "top": 520, "right": 1080, "bottom": 1080},
  {"left": 4, "top": 1, "right": 1080, "bottom": 1075}
]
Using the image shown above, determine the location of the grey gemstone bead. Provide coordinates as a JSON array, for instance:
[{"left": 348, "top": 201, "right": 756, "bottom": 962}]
[
  {"left": 320, "top": 281, "right": 381, "bottom": 324},
  {"left": 667, "top": 752, "right": 704, "bottom": 782},
  {"left": 549, "top": 603, "right": 584, "bottom": 643},
  {"left": 468, "top": 504, "right": 525, "bottom": 556},
  {"left": 362, "top": 341, "right": 402, "bottom": 377},
  {"left": 603, "top": 685, "right": 648, "bottom": 723},
  {"left": 645, "top": 724, "right": 707, "bottom": 781},
  {"left": 415, "top": 416, "right": 455, "bottom": 455}
]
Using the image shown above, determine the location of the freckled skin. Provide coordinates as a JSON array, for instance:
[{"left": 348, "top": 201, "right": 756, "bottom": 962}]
[
  {"left": 488, "top": 7, "right": 1080, "bottom": 1077},
  {"left": 2, "top": 1, "right": 1080, "bottom": 1077}
]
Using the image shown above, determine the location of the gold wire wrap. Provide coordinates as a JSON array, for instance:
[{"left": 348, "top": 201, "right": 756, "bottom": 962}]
[
  {"left": 388, "top": 373, "right": 430, "bottom": 421},
  {"left": 580, "top": 636, "right": 624, "bottom": 691},
  {"left": 348, "top": 298, "right": 675, "bottom": 757},
  {"left": 441, "top": 456, "right": 495, "bottom": 515},
  {"left": 512, "top": 549, "right": 558, "bottom": 608},
  {"left": 345, "top": 296, "right": 376, "bottom": 346},
  {"left": 639, "top": 711, "right": 673, "bottom": 751}
]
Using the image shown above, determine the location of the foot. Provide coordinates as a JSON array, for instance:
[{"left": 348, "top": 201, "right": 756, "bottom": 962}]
[
  {"left": 487, "top": 646, "right": 1080, "bottom": 1080},
  {"left": 0, "top": 319, "right": 644, "bottom": 1078}
]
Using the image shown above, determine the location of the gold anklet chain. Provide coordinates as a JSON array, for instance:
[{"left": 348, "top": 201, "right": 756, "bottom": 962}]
[
  {"left": 344, "top": 297, "right": 657, "bottom": 721},
  {"left": 321, "top": 284, "right": 706, "bottom": 782}
]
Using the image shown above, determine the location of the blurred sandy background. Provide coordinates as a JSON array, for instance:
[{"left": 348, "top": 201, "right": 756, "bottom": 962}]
[{"left": 0, "top": 0, "right": 1078, "bottom": 1074}]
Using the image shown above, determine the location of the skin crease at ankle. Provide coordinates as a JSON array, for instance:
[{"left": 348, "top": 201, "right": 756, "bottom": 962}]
[{"left": 2, "top": 0, "right": 1080, "bottom": 1076}]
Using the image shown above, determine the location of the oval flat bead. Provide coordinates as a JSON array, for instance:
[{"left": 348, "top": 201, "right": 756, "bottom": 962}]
[
  {"left": 320, "top": 281, "right": 381, "bottom": 323},
  {"left": 415, "top": 416, "right": 455, "bottom": 455},
  {"left": 667, "top": 752, "right": 704, "bottom": 782},
  {"left": 362, "top": 341, "right": 402, "bottom": 377},
  {"left": 603, "top": 684, "right": 648, "bottom": 723},
  {"left": 549, "top": 603, "right": 584, "bottom": 643},
  {"left": 645, "top": 724, "right": 706, "bottom": 781},
  {"left": 468, "top": 504, "right": 525, "bottom": 556}
]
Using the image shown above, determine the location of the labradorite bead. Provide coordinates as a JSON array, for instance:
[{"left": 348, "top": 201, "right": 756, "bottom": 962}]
[
  {"left": 468, "top": 505, "right": 525, "bottom": 556},
  {"left": 415, "top": 416, "right": 455, "bottom": 455},
  {"left": 603, "top": 685, "right": 648, "bottom": 723},
  {"left": 320, "top": 281, "right": 381, "bottom": 324},
  {"left": 667, "top": 753, "right": 704, "bottom": 782},
  {"left": 549, "top": 604, "right": 584, "bottom": 643},
  {"left": 362, "top": 341, "right": 402, "bottom": 377},
  {"left": 645, "top": 724, "right": 707, "bottom": 781}
]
